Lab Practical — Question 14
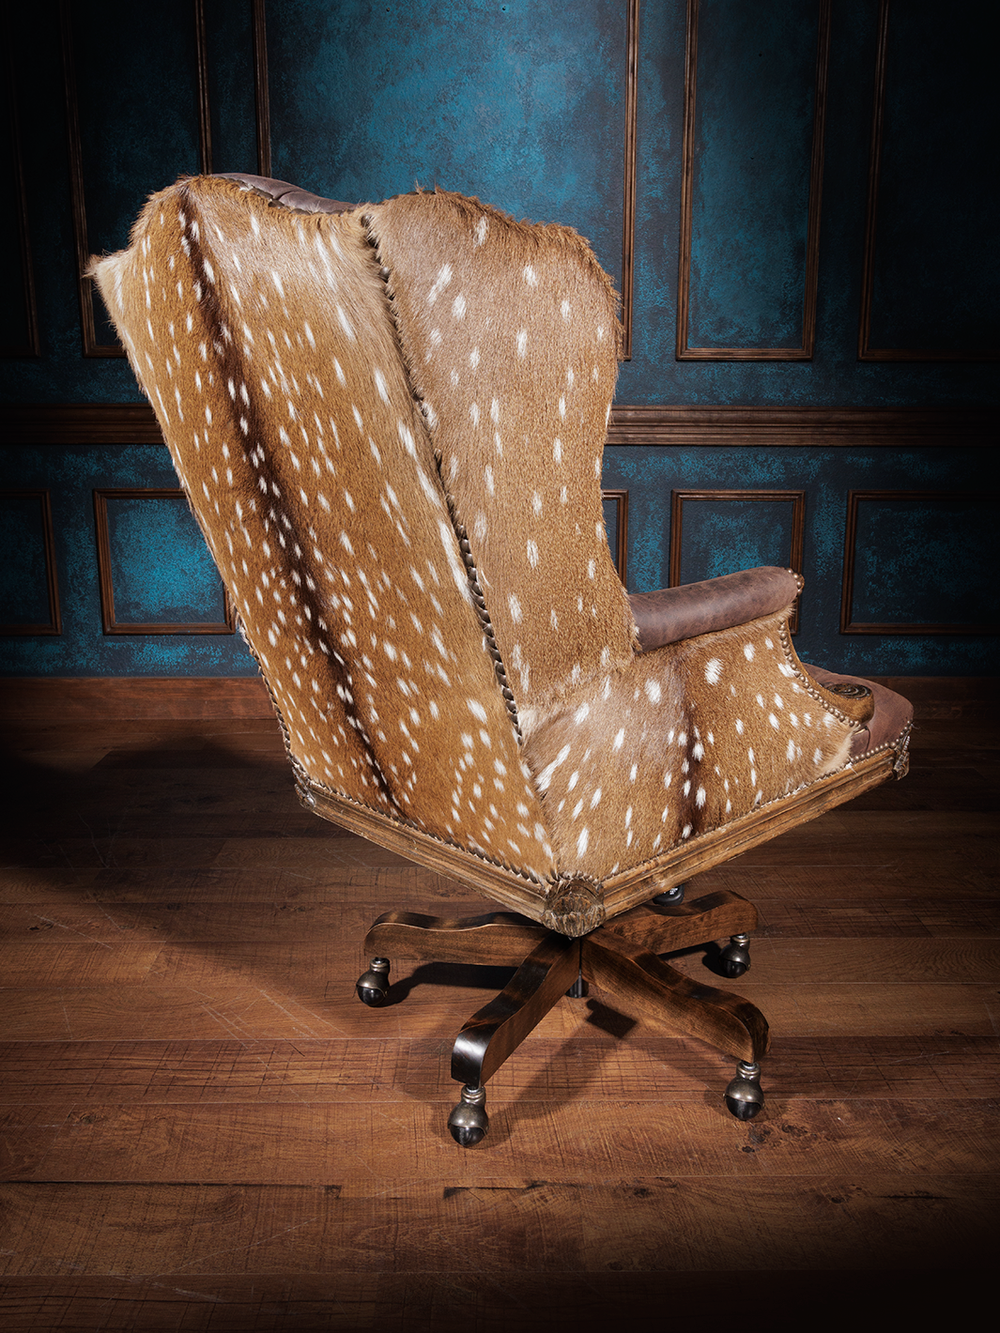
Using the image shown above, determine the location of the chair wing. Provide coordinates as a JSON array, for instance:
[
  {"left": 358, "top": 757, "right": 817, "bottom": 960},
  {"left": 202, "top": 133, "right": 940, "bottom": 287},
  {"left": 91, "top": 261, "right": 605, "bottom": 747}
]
[
  {"left": 365, "top": 190, "right": 637, "bottom": 707},
  {"left": 92, "top": 176, "right": 555, "bottom": 885}
]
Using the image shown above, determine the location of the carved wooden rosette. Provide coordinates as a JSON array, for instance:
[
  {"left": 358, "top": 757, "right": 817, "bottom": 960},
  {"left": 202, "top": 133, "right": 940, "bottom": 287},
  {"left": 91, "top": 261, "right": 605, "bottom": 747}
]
[{"left": 542, "top": 873, "right": 607, "bottom": 937}]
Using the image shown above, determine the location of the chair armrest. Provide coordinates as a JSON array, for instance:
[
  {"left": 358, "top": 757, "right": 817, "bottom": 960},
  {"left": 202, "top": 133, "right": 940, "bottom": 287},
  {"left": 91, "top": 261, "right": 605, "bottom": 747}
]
[{"left": 628, "top": 566, "right": 802, "bottom": 653}]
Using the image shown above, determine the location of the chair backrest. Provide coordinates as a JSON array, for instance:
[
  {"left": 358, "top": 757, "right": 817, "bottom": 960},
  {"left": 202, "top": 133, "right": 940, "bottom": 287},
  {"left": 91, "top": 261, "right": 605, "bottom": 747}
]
[{"left": 93, "top": 175, "right": 610, "bottom": 882}]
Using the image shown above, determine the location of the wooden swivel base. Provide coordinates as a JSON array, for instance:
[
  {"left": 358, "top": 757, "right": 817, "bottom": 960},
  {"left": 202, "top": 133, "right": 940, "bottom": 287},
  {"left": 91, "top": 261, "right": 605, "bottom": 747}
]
[{"left": 356, "top": 885, "right": 770, "bottom": 1146}]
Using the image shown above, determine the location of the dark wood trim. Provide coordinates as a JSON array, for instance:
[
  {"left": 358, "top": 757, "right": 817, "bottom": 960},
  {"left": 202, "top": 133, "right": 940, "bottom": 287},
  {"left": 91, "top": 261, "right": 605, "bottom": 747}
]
[
  {"left": 0, "top": 674, "right": 992, "bottom": 723},
  {"left": 93, "top": 488, "right": 235, "bottom": 636},
  {"left": 252, "top": 0, "right": 272, "bottom": 177},
  {"left": 194, "top": 0, "right": 213, "bottom": 175},
  {"left": 676, "top": 0, "right": 831, "bottom": 361},
  {"left": 0, "top": 676, "right": 269, "bottom": 720},
  {"left": 60, "top": 1, "right": 116, "bottom": 360},
  {"left": 841, "top": 490, "right": 1000, "bottom": 635},
  {"left": 601, "top": 488, "right": 629, "bottom": 585},
  {"left": 801, "top": 0, "right": 831, "bottom": 363},
  {"left": 2, "top": 404, "right": 167, "bottom": 444},
  {"left": 669, "top": 488, "right": 805, "bottom": 631},
  {"left": 2, "top": 41, "right": 40, "bottom": 358},
  {"left": 675, "top": 0, "right": 698, "bottom": 362},
  {"left": 0, "top": 490, "right": 61, "bottom": 636},
  {"left": 4, "top": 403, "right": 995, "bottom": 449},
  {"left": 605, "top": 404, "right": 996, "bottom": 448},
  {"left": 620, "top": 0, "right": 640, "bottom": 361},
  {"left": 859, "top": 0, "right": 999, "bottom": 363}
]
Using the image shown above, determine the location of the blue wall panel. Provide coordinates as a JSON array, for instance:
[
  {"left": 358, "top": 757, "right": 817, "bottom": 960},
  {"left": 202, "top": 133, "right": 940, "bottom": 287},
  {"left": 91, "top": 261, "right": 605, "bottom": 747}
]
[
  {"left": 686, "top": 0, "right": 820, "bottom": 351},
  {"left": 267, "top": 0, "right": 627, "bottom": 297},
  {"left": 673, "top": 496, "right": 799, "bottom": 585},
  {"left": 0, "top": 447, "right": 255, "bottom": 677},
  {"left": 847, "top": 495, "right": 998, "bottom": 630},
  {"left": 865, "top": 4, "right": 998, "bottom": 355},
  {"left": 0, "top": 493, "right": 56, "bottom": 629},
  {"left": 1, "top": 1, "right": 996, "bottom": 679},
  {"left": 100, "top": 493, "right": 230, "bottom": 630},
  {"left": 602, "top": 443, "right": 996, "bottom": 676}
]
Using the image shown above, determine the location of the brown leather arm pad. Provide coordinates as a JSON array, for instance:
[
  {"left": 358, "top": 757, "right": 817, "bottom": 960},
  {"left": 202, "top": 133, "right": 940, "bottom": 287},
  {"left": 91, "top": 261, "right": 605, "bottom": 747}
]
[
  {"left": 629, "top": 566, "right": 802, "bottom": 653},
  {"left": 212, "top": 172, "right": 356, "bottom": 215}
]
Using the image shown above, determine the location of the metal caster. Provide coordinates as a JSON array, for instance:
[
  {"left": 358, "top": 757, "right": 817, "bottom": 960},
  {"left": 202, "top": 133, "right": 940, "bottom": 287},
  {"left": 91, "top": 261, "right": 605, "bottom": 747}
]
[
  {"left": 356, "top": 956, "right": 390, "bottom": 1006},
  {"left": 448, "top": 1084, "right": 489, "bottom": 1147},
  {"left": 651, "top": 882, "right": 686, "bottom": 907},
  {"left": 725, "top": 1060, "right": 765, "bottom": 1120},
  {"left": 720, "top": 933, "right": 751, "bottom": 978}
]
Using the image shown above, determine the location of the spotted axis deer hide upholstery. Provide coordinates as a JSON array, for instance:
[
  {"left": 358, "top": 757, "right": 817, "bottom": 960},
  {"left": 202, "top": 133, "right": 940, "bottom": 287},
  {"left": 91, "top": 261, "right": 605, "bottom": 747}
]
[{"left": 91, "top": 175, "right": 911, "bottom": 938}]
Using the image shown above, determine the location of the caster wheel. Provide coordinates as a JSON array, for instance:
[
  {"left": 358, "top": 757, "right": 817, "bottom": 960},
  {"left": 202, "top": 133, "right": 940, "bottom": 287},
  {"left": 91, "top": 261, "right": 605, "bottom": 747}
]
[
  {"left": 726, "top": 1093, "right": 763, "bottom": 1120},
  {"left": 448, "top": 1085, "right": 489, "bottom": 1147},
  {"left": 651, "top": 882, "right": 686, "bottom": 907},
  {"left": 356, "top": 957, "right": 390, "bottom": 1006},
  {"left": 725, "top": 1060, "right": 764, "bottom": 1120},
  {"left": 719, "top": 934, "right": 751, "bottom": 979}
]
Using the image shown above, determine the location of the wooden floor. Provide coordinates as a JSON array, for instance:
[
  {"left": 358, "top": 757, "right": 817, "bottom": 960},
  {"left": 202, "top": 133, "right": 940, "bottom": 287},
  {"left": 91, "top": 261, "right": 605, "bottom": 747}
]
[{"left": 0, "top": 680, "right": 997, "bottom": 1330}]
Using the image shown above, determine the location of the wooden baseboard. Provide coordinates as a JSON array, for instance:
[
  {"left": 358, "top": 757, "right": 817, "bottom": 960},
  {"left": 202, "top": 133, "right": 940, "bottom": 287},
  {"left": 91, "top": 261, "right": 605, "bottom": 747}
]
[
  {"left": 0, "top": 676, "right": 272, "bottom": 720},
  {"left": 0, "top": 675, "right": 994, "bottom": 722}
]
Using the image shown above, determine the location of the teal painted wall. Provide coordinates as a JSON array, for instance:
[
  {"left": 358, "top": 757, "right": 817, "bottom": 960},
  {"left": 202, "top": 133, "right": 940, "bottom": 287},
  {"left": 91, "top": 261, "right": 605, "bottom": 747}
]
[{"left": 2, "top": 0, "right": 997, "bottom": 678}]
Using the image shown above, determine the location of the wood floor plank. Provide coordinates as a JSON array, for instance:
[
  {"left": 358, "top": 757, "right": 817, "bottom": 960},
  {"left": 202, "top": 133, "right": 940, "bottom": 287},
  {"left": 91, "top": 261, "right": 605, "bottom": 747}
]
[
  {"left": 2, "top": 1098, "right": 997, "bottom": 1186},
  {"left": 671, "top": 936, "right": 1000, "bottom": 984},
  {"left": 0, "top": 985, "right": 386, "bottom": 1042},
  {"left": 0, "top": 1272, "right": 979, "bottom": 1333},
  {"left": 4, "top": 894, "right": 997, "bottom": 943},
  {"left": 0, "top": 942, "right": 162, "bottom": 986},
  {"left": 2, "top": 976, "right": 995, "bottom": 1042},
  {"left": 1, "top": 688, "right": 995, "bottom": 1319},
  {"left": 1, "top": 1031, "right": 996, "bottom": 1106},
  {"left": 0, "top": 1177, "right": 993, "bottom": 1276}
]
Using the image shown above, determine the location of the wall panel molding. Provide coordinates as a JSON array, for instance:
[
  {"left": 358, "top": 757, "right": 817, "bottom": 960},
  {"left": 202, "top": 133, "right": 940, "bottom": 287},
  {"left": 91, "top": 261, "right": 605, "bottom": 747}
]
[
  {"left": 841, "top": 490, "right": 999, "bottom": 635},
  {"left": 60, "top": 0, "right": 272, "bottom": 360},
  {"left": 4, "top": 402, "right": 995, "bottom": 450},
  {"left": 0, "top": 490, "right": 61, "bottom": 635},
  {"left": 670, "top": 488, "right": 805, "bottom": 630},
  {"left": 602, "top": 488, "right": 629, "bottom": 585},
  {"left": 676, "top": 0, "right": 830, "bottom": 361},
  {"left": 859, "top": 0, "right": 999, "bottom": 362},
  {"left": 606, "top": 404, "right": 996, "bottom": 448},
  {"left": 93, "top": 487, "right": 234, "bottom": 635},
  {"left": 61, "top": 1, "right": 213, "bottom": 359},
  {"left": 252, "top": 0, "right": 272, "bottom": 176},
  {"left": 620, "top": 0, "right": 639, "bottom": 360}
]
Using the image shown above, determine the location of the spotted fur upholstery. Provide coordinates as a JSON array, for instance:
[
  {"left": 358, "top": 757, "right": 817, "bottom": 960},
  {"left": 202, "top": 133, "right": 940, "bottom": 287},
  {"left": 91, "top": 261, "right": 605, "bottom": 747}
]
[{"left": 91, "top": 175, "right": 911, "bottom": 935}]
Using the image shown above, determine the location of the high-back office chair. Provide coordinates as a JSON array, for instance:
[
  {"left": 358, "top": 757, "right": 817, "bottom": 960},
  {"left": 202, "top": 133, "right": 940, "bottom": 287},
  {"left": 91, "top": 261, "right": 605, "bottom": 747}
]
[{"left": 92, "top": 175, "right": 911, "bottom": 1144}]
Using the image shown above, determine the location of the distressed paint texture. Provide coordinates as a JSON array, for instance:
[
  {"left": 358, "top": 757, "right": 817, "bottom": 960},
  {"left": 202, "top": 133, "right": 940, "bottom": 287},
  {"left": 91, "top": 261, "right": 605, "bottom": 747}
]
[
  {"left": 687, "top": 0, "right": 819, "bottom": 350},
  {"left": 0, "top": 448, "right": 250, "bottom": 676},
  {"left": 849, "top": 497, "right": 997, "bottom": 628},
  {"left": 103, "top": 495, "right": 229, "bottom": 627},
  {"left": 676, "top": 499, "right": 797, "bottom": 586},
  {"left": 1, "top": 0, "right": 996, "bottom": 680},
  {"left": 0, "top": 495, "right": 53, "bottom": 626},
  {"left": 602, "top": 444, "right": 996, "bottom": 677}
]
